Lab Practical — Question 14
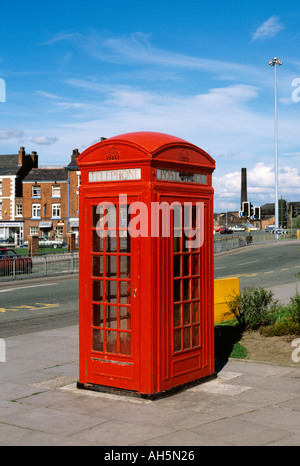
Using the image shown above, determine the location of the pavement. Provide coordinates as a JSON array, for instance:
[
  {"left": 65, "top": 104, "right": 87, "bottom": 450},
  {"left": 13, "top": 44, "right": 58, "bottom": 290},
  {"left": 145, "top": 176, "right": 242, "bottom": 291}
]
[{"left": 0, "top": 283, "right": 299, "bottom": 447}]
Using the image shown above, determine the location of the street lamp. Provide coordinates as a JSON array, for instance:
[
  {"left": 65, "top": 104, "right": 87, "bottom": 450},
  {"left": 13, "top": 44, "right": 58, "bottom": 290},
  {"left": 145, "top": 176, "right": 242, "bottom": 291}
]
[{"left": 269, "top": 57, "right": 282, "bottom": 236}]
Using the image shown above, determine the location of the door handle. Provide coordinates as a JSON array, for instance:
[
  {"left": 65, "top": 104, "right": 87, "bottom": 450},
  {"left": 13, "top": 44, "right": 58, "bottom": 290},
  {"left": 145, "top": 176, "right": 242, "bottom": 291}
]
[{"left": 133, "top": 288, "right": 137, "bottom": 298}]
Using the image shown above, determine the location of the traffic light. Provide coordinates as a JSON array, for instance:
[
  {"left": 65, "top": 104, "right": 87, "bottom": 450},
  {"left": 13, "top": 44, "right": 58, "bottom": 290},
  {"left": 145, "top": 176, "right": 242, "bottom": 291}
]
[
  {"left": 254, "top": 207, "right": 261, "bottom": 220},
  {"left": 292, "top": 206, "right": 297, "bottom": 218},
  {"left": 250, "top": 203, "right": 254, "bottom": 217},
  {"left": 261, "top": 208, "right": 265, "bottom": 219},
  {"left": 242, "top": 201, "right": 250, "bottom": 217}
]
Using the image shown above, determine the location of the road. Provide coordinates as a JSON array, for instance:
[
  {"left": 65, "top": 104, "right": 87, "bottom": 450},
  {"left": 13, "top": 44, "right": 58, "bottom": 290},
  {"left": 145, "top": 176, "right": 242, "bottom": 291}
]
[
  {"left": 215, "top": 241, "right": 300, "bottom": 289},
  {"left": 0, "top": 276, "right": 78, "bottom": 337},
  {"left": 1, "top": 241, "right": 299, "bottom": 337}
]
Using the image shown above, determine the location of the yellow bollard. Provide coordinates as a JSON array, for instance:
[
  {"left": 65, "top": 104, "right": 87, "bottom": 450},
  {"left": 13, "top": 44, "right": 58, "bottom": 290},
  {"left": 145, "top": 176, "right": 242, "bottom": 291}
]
[{"left": 214, "top": 277, "right": 240, "bottom": 323}]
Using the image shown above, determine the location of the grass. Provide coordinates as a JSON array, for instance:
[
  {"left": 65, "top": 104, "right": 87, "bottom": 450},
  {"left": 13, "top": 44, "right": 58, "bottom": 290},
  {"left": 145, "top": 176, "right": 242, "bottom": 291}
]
[{"left": 215, "top": 287, "right": 300, "bottom": 362}]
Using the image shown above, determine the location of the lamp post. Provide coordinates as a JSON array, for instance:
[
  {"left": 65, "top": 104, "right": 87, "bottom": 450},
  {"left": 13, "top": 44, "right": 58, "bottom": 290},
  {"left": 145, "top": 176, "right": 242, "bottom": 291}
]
[{"left": 269, "top": 57, "right": 282, "bottom": 237}]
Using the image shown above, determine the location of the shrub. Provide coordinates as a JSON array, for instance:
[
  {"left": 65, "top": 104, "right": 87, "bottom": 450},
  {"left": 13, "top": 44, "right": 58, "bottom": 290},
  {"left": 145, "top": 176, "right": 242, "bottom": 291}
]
[{"left": 224, "top": 287, "right": 278, "bottom": 331}]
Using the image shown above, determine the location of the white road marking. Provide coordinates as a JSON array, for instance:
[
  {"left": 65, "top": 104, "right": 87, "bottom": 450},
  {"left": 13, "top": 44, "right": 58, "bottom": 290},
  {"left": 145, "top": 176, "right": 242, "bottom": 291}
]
[{"left": 0, "top": 283, "right": 58, "bottom": 293}]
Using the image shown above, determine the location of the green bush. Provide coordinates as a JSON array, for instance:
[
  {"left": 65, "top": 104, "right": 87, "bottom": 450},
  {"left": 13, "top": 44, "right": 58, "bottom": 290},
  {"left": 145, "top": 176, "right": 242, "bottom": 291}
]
[{"left": 224, "top": 287, "right": 278, "bottom": 331}]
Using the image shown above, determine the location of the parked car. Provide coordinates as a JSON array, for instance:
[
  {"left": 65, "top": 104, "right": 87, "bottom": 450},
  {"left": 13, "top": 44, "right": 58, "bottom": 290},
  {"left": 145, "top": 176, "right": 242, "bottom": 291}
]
[
  {"left": 23, "top": 237, "right": 66, "bottom": 249},
  {"left": 231, "top": 225, "right": 246, "bottom": 232},
  {"left": 0, "top": 248, "right": 32, "bottom": 276},
  {"left": 219, "top": 227, "right": 233, "bottom": 234}
]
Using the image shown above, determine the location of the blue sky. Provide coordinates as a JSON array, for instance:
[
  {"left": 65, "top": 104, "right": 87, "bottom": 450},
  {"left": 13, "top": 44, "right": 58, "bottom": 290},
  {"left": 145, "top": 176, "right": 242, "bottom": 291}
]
[{"left": 1, "top": 0, "right": 300, "bottom": 212}]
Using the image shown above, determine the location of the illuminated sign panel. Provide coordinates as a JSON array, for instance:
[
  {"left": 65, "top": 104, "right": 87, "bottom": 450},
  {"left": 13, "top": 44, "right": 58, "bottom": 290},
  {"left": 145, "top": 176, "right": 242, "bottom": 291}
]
[
  {"left": 89, "top": 168, "right": 141, "bottom": 183},
  {"left": 156, "top": 169, "right": 207, "bottom": 184}
]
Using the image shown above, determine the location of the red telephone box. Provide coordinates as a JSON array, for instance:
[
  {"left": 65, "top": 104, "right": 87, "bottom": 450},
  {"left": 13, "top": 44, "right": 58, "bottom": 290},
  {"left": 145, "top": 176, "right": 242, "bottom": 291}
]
[{"left": 77, "top": 131, "right": 216, "bottom": 398}]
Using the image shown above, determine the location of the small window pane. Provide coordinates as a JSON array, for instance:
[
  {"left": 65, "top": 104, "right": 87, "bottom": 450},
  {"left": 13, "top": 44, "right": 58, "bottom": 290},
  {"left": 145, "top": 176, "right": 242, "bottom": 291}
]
[
  {"left": 93, "top": 329, "right": 103, "bottom": 352},
  {"left": 119, "top": 332, "right": 131, "bottom": 355},
  {"left": 183, "top": 327, "right": 191, "bottom": 350},
  {"left": 119, "top": 306, "right": 131, "bottom": 330},
  {"left": 93, "top": 304, "right": 104, "bottom": 327},
  {"left": 106, "top": 255, "right": 117, "bottom": 277},
  {"left": 92, "top": 280, "right": 103, "bottom": 302},
  {"left": 106, "top": 330, "right": 117, "bottom": 354},
  {"left": 106, "top": 306, "right": 117, "bottom": 329},
  {"left": 120, "top": 256, "right": 131, "bottom": 278},
  {"left": 174, "top": 329, "right": 182, "bottom": 352},
  {"left": 92, "top": 256, "right": 103, "bottom": 277},
  {"left": 173, "top": 304, "right": 181, "bottom": 327}
]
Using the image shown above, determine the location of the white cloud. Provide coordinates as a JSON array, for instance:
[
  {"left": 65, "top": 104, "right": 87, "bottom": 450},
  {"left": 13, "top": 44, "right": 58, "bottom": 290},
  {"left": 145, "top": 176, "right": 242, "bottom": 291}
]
[
  {"left": 252, "top": 16, "right": 284, "bottom": 42},
  {"left": 214, "top": 162, "right": 300, "bottom": 212},
  {"left": 0, "top": 128, "right": 23, "bottom": 139},
  {"left": 31, "top": 136, "right": 58, "bottom": 145}
]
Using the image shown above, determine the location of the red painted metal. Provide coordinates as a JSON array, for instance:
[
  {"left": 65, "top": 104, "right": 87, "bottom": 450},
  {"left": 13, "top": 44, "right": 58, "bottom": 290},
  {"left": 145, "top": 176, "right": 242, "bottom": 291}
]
[{"left": 77, "top": 131, "right": 216, "bottom": 398}]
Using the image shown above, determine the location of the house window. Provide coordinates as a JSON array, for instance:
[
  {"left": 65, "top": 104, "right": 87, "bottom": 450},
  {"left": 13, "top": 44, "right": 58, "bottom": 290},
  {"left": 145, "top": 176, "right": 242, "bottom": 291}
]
[
  {"left": 54, "top": 226, "right": 63, "bottom": 239},
  {"left": 52, "top": 185, "right": 61, "bottom": 198},
  {"left": 52, "top": 204, "right": 61, "bottom": 218},
  {"left": 32, "top": 204, "right": 41, "bottom": 218},
  {"left": 0, "top": 202, "right": 2, "bottom": 218},
  {"left": 0, "top": 181, "right": 2, "bottom": 195},
  {"left": 30, "top": 226, "right": 38, "bottom": 236},
  {"left": 32, "top": 185, "right": 41, "bottom": 197},
  {"left": 16, "top": 205, "right": 23, "bottom": 217}
]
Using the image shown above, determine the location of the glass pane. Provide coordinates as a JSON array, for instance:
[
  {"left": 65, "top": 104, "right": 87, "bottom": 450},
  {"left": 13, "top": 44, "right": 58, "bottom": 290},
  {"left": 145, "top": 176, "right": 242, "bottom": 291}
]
[
  {"left": 106, "top": 305, "right": 117, "bottom": 328},
  {"left": 106, "top": 234, "right": 117, "bottom": 252},
  {"left": 92, "top": 256, "right": 103, "bottom": 277},
  {"left": 173, "top": 304, "right": 181, "bottom": 327},
  {"left": 119, "top": 332, "right": 131, "bottom": 355},
  {"left": 119, "top": 306, "right": 131, "bottom": 330},
  {"left": 173, "top": 236, "right": 181, "bottom": 253},
  {"left": 183, "top": 302, "right": 191, "bottom": 325},
  {"left": 93, "top": 329, "right": 103, "bottom": 352},
  {"left": 106, "top": 280, "right": 117, "bottom": 303},
  {"left": 120, "top": 232, "right": 130, "bottom": 252},
  {"left": 106, "top": 255, "right": 117, "bottom": 277},
  {"left": 183, "top": 278, "right": 190, "bottom": 301},
  {"left": 191, "top": 254, "right": 199, "bottom": 276},
  {"left": 182, "top": 255, "right": 189, "bottom": 277},
  {"left": 174, "top": 329, "right": 182, "bottom": 352},
  {"left": 120, "top": 281, "right": 131, "bottom": 304},
  {"left": 120, "top": 256, "right": 131, "bottom": 278},
  {"left": 173, "top": 255, "right": 181, "bottom": 277},
  {"left": 192, "top": 278, "right": 199, "bottom": 299},
  {"left": 93, "top": 280, "right": 103, "bottom": 302},
  {"left": 183, "top": 327, "right": 191, "bottom": 350},
  {"left": 106, "top": 330, "right": 117, "bottom": 354},
  {"left": 92, "top": 230, "right": 103, "bottom": 252},
  {"left": 106, "top": 204, "right": 117, "bottom": 229},
  {"left": 192, "top": 325, "right": 200, "bottom": 347},
  {"left": 173, "top": 279, "right": 181, "bottom": 302},
  {"left": 192, "top": 301, "right": 200, "bottom": 323},
  {"left": 93, "top": 304, "right": 104, "bottom": 327},
  {"left": 92, "top": 205, "right": 100, "bottom": 228}
]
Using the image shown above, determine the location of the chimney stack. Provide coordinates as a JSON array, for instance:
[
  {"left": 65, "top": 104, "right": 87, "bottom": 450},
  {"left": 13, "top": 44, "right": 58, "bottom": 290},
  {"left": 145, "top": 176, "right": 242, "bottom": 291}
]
[
  {"left": 241, "top": 168, "right": 247, "bottom": 206},
  {"left": 71, "top": 148, "right": 79, "bottom": 161},
  {"left": 31, "top": 151, "right": 38, "bottom": 168},
  {"left": 18, "top": 146, "right": 25, "bottom": 166}
]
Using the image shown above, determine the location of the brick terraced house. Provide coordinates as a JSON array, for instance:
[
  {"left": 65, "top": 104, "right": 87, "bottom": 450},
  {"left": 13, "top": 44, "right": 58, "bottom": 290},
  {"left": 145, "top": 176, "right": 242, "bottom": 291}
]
[
  {"left": 22, "top": 149, "right": 80, "bottom": 243},
  {"left": 0, "top": 147, "right": 38, "bottom": 245}
]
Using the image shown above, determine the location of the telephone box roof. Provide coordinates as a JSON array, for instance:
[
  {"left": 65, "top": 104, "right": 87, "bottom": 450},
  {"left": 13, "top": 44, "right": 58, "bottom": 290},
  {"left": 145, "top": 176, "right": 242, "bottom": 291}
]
[{"left": 77, "top": 131, "right": 215, "bottom": 170}]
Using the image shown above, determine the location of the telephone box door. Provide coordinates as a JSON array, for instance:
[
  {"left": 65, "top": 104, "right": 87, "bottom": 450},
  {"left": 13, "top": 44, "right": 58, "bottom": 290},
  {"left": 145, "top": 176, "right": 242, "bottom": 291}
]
[
  {"left": 158, "top": 195, "right": 214, "bottom": 392},
  {"left": 80, "top": 196, "right": 140, "bottom": 392}
]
